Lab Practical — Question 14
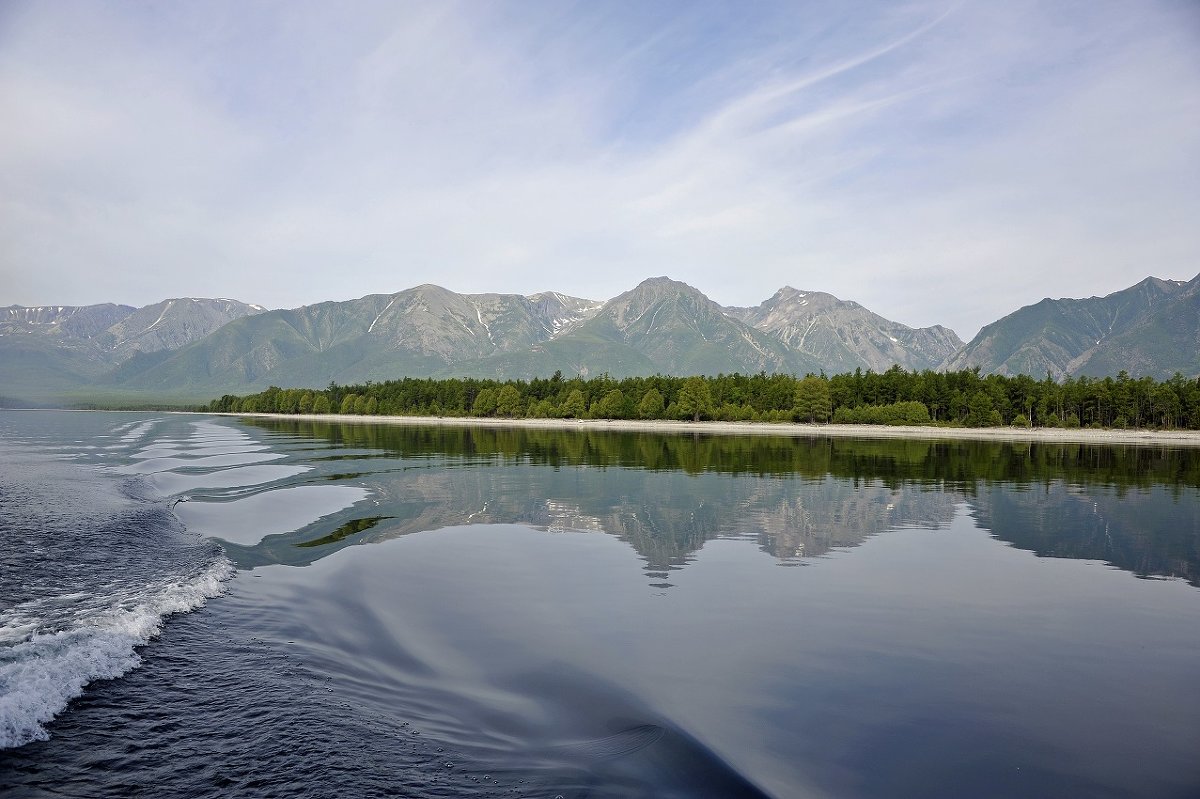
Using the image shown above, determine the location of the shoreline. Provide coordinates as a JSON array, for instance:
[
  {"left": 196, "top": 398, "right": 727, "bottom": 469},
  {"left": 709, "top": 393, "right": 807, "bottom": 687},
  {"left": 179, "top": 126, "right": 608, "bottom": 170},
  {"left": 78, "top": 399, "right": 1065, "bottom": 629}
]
[{"left": 212, "top": 411, "right": 1200, "bottom": 447}]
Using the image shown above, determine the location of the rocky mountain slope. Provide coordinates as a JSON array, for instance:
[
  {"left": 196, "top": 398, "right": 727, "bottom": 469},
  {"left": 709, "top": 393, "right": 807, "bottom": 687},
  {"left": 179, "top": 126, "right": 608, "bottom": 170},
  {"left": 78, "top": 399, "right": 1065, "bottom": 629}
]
[
  {"left": 453, "top": 277, "right": 822, "bottom": 380},
  {"left": 945, "top": 275, "right": 1198, "bottom": 379},
  {"left": 726, "top": 287, "right": 962, "bottom": 373}
]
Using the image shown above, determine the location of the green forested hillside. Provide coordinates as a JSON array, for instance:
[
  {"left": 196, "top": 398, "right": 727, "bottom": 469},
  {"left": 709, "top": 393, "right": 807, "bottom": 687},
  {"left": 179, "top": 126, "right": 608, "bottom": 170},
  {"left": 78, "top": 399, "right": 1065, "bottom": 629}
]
[{"left": 947, "top": 275, "right": 1199, "bottom": 379}]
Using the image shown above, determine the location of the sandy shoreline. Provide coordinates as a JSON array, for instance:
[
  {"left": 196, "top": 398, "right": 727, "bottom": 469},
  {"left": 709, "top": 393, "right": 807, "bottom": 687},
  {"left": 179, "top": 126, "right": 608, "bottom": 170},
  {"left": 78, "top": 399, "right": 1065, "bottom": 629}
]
[{"left": 215, "top": 411, "right": 1200, "bottom": 447}]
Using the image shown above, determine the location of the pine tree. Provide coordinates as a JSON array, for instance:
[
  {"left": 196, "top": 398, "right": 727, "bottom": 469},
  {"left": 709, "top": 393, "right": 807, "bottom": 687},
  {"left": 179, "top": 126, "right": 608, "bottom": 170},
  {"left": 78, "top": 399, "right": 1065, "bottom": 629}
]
[
  {"left": 637, "top": 388, "right": 665, "bottom": 419},
  {"left": 676, "top": 377, "right": 713, "bottom": 422},
  {"left": 561, "top": 389, "right": 586, "bottom": 418},
  {"left": 495, "top": 385, "right": 523, "bottom": 417},
  {"left": 793, "top": 376, "right": 831, "bottom": 423}
]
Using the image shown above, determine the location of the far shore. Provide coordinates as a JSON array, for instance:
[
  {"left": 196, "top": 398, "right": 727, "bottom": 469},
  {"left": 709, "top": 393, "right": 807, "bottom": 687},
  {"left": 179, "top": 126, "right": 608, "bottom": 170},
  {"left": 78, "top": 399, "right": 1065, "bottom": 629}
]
[{"left": 215, "top": 411, "right": 1200, "bottom": 447}]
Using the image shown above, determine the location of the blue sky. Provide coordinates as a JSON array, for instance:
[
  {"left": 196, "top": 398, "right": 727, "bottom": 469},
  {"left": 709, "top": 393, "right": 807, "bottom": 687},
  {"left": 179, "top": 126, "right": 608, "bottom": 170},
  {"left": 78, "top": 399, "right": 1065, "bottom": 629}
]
[{"left": 1, "top": 0, "right": 1197, "bottom": 338}]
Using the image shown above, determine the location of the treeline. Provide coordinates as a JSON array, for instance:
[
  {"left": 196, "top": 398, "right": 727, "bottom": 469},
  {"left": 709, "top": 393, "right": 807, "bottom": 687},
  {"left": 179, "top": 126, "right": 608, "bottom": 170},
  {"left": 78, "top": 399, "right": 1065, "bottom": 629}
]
[{"left": 206, "top": 367, "right": 1200, "bottom": 429}]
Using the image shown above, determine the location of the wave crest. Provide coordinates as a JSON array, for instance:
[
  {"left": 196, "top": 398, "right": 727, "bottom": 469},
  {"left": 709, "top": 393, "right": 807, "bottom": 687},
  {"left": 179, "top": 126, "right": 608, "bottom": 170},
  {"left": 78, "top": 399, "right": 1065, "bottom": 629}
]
[{"left": 0, "top": 558, "right": 232, "bottom": 749}]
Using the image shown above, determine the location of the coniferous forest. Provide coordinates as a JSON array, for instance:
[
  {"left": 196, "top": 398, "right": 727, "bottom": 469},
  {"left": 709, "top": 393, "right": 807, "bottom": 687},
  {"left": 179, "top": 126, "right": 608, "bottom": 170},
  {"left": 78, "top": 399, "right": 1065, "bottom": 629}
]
[{"left": 207, "top": 367, "right": 1200, "bottom": 430}]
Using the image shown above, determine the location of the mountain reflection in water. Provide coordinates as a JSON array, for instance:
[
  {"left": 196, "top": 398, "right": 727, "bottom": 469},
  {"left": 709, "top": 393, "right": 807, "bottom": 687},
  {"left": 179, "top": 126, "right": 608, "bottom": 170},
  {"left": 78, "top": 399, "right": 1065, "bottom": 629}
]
[{"left": 232, "top": 419, "right": 1200, "bottom": 587}]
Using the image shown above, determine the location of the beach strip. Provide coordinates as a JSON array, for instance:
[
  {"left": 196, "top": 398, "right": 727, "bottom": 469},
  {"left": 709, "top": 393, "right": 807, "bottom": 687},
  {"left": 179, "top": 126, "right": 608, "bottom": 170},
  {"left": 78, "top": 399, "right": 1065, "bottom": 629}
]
[{"left": 214, "top": 412, "right": 1200, "bottom": 447}]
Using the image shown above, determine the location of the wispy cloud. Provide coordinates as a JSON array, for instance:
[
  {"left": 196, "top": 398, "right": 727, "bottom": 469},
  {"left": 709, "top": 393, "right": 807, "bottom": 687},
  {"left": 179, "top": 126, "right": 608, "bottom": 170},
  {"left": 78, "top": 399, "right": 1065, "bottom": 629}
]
[{"left": 1, "top": 0, "right": 1196, "bottom": 338}]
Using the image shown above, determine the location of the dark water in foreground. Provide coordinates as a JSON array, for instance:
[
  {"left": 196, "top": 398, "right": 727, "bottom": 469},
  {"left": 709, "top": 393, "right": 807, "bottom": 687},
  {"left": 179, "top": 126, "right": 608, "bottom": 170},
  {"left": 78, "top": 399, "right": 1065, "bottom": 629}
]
[{"left": 2, "top": 412, "right": 1199, "bottom": 798}]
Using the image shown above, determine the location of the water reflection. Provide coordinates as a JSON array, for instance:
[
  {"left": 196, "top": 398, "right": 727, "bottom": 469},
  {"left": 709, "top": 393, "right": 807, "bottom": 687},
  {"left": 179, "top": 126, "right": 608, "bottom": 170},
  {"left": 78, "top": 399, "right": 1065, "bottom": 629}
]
[
  {"left": 231, "top": 419, "right": 1200, "bottom": 587},
  {"left": 971, "top": 482, "right": 1200, "bottom": 586},
  {"left": 297, "top": 516, "right": 393, "bottom": 548}
]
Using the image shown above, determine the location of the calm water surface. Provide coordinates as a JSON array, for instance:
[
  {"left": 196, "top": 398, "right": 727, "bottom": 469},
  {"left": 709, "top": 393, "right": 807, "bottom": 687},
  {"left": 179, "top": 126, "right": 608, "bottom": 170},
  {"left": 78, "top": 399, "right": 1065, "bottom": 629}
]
[{"left": 2, "top": 411, "right": 1199, "bottom": 798}]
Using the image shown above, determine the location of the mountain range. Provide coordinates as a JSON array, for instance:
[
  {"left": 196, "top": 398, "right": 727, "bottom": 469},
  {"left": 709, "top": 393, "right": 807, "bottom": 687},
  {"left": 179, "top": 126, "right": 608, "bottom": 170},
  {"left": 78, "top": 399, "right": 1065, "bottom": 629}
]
[
  {"left": 0, "top": 298, "right": 265, "bottom": 400},
  {"left": 2, "top": 273, "right": 1196, "bottom": 404}
]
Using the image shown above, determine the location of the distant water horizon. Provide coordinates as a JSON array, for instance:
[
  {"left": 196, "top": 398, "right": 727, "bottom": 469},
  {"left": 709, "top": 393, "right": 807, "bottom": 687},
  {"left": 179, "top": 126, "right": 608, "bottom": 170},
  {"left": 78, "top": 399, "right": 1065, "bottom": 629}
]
[{"left": 3, "top": 411, "right": 1199, "bottom": 797}]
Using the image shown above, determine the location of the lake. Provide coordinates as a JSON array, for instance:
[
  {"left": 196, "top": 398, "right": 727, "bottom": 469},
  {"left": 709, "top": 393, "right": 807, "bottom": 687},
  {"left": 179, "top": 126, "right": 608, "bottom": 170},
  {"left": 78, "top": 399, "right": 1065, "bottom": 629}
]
[{"left": 2, "top": 411, "right": 1199, "bottom": 798}]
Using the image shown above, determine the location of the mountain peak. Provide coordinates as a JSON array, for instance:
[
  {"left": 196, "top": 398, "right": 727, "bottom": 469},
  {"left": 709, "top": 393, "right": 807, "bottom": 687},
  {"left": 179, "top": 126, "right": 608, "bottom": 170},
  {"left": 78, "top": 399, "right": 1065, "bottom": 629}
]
[
  {"left": 406, "top": 283, "right": 455, "bottom": 298},
  {"left": 607, "top": 277, "right": 714, "bottom": 320},
  {"left": 623, "top": 276, "right": 713, "bottom": 303},
  {"left": 572, "top": 277, "right": 813, "bottom": 376},
  {"left": 725, "top": 287, "right": 962, "bottom": 372}
]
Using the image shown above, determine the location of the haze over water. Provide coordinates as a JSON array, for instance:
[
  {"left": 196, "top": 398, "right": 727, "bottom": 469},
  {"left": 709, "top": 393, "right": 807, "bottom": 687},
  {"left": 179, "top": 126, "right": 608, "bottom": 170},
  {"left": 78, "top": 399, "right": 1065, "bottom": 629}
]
[{"left": 2, "top": 411, "right": 1199, "bottom": 798}]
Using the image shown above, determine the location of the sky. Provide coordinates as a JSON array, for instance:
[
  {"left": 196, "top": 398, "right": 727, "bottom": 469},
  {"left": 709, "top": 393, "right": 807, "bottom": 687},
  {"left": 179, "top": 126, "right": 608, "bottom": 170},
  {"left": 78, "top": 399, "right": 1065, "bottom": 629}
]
[{"left": 1, "top": 0, "right": 1197, "bottom": 339}]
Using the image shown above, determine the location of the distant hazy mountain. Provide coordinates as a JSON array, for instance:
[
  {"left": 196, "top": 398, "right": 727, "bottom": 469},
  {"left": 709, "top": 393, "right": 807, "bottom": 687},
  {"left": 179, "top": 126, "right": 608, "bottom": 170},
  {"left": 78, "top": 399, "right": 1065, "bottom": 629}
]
[
  {"left": 726, "top": 287, "right": 962, "bottom": 373},
  {"left": 2, "top": 303, "right": 137, "bottom": 339},
  {"left": 0, "top": 298, "right": 264, "bottom": 400},
  {"left": 115, "top": 285, "right": 605, "bottom": 393},
  {"left": 102, "top": 299, "right": 267, "bottom": 360},
  {"left": 945, "top": 275, "right": 1199, "bottom": 379}
]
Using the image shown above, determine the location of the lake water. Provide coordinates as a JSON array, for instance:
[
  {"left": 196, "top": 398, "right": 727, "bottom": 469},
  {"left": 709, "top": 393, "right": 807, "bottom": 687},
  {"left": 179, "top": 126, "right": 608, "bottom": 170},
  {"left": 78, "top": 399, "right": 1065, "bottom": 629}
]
[{"left": 2, "top": 411, "right": 1199, "bottom": 798}]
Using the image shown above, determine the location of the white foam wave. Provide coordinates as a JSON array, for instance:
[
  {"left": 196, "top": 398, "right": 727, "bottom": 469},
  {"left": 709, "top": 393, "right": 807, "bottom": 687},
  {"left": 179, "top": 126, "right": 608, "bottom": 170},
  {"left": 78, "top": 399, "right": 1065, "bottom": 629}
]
[
  {"left": 117, "top": 420, "right": 159, "bottom": 445},
  {"left": 0, "top": 558, "right": 233, "bottom": 749}
]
